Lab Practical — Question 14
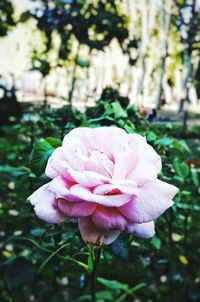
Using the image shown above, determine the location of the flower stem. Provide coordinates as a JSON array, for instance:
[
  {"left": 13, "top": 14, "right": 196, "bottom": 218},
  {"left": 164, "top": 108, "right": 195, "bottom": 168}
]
[{"left": 89, "top": 246, "right": 102, "bottom": 302}]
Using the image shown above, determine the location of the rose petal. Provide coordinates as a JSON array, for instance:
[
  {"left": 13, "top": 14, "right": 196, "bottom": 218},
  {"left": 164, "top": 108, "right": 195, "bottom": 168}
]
[
  {"left": 63, "top": 127, "right": 129, "bottom": 159},
  {"left": 93, "top": 126, "right": 129, "bottom": 156},
  {"left": 70, "top": 184, "right": 131, "bottom": 207},
  {"left": 127, "top": 221, "right": 155, "bottom": 238},
  {"left": 84, "top": 150, "right": 114, "bottom": 178},
  {"left": 92, "top": 206, "right": 128, "bottom": 231},
  {"left": 127, "top": 134, "right": 162, "bottom": 182},
  {"left": 113, "top": 151, "right": 138, "bottom": 179},
  {"left": 67, "top": 168, "right": 104, "bottom": 187},
  {"left": 49, "top": 175, "right": 70, "bottom": 194},
  {"left": 27, "top": 184, "right": 67, "bottom": 223},
  {"left": 84, "top": 171, "right": 110, "bottom": 182},
  {"left": 93, "top": 182, "right": 138, "bottom": 196},
  {"left": 58, "top": 198, "right": 97, "bottom": 217},
  {"left": 63, "top": 127, "right": 94, "bottom": 154},
  {"left": 78, "top": 216, "right": 121, "bottom": 245},
  {"left": 45, "top": 147, "right": 73, "bottom": 181},
  {"left": 48, "top": 176, "right": 81, "bottom": 202},
  {"left": 62, "top": 136, "right": 88, "bottom": 171},
  {"left": 118, "top": 179, "right": 178, "bottom": 223}
]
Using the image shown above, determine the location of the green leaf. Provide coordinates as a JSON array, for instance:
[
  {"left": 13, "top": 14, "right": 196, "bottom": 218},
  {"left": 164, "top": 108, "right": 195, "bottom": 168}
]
[
  {"left": 173, "top": 158, "right": 182, "bottom": 177},
  {"left": 20, "top": 11, "right": 32, "bottom": 23},
  {"left": 30, "top": 140, "right": 54, "bottom": 176},
  {"left": 191, "top": 170, "right": 199, "bottom": 188},
  {"left": 146, "top": 131, "right": 157, "bottom": 142},
  {"left": 151, "top": 236, "right": 161, "bottom": 250},
  {"left": 173, "top": 158, "right": 190, "bottom": 179},
  {"left": 77, "top": 294, "right": 92, "bottom": 301},
  {"left": 173, "top": 175, "right": 184, "bottom": 183},
  {"left": 97, "top": 277, "right": 128, "bottom": 291},
  {"left": 173, "top": 139, "right": 191, "bottom": 153},
  {"left": 96, "top": 290, "right": 114, "bottom": 300},
  {"left": 180, "top": 162, "right": 190, "bottom": 178},
  {"left": 155, "top": 137, "right": 173, "bottom": 146},
  {"left": 181, "top": 190, "right": 191, "bottom": 196},
  {"left": 124, "top": 124, "right": 135, "bottom": 133},
  {"left": 176, "top": 202, "right": 200, "bottom": 212},
  {"left": 45, "top": 137, "right": 62, "bottom": 148},
  {"left": 111, "top": 101, "right": 127, "bottom": 119},
  {"left": 0, "top": 165, "right": 31, "bottom": 177},
  {"left": 123, "top": 120, "right": 136, "bottom": 133}
]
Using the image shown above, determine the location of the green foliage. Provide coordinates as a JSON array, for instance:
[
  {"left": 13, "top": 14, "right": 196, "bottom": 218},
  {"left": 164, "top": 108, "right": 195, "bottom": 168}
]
[
  {"left": 0, "top": 0, "right": 199, "bottom": 299},
  {"left": 0, "top": 165, "right": 32, "bottom": 178},
  {"left": 30, "top": 140, "right": 55, "bottom": 176},
  {"left": 191, "top": 169, "right": 199, "bottom": 188},
  {"left": 0, "top": 88, "right": 200, "bottom": 302},
  {"left": 45, "top": 137, "right": 62, "bottom": 148},
  {"left": 155, "top": 137, "right": 173, "bottom": 146},
  {"left": 0, "top": 0, "right": 15, "bottom": 36},
  {"left": 97, "top": 277, "right": 128, "bottom": 291},
  {"left": 173, "top": 158, "right": 190, "bottom": 181},
  {"left": 21, "top": 0, "right": 130, "bottom": 75},
  {"left": 151, "top": 236, "right": 161, "bottom": 250}
]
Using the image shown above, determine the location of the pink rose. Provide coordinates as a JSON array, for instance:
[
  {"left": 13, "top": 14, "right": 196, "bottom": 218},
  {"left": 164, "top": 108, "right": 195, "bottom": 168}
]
[{"left": 28, "top": 127, "right": 178, "bottom": 245}]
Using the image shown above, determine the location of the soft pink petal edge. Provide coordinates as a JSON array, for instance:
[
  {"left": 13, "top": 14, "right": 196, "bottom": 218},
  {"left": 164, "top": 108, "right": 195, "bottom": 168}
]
[
  {"left": 127, "top": 221, "right": 155, "bottom": 238},
  {"left": 118, "top": 179, "right": 178, "bottom": 223},
  {"left": 27, "top": 184, "right": 67, "bottom": 223}
]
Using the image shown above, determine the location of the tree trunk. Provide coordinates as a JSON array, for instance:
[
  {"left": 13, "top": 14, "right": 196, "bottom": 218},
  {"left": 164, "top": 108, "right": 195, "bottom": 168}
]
[
  {"left": 68, "top": 43, "right": 80, "bottom": 107},
  {"left": 178, "top": 0, "right": 196, "bottom": 112},
  {"left": 155, "top": 0, "right": 172, "bottom": 109}
]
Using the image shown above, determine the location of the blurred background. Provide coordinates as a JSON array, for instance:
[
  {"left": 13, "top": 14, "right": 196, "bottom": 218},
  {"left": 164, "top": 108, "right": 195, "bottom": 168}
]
[
  {"left": 0, "top": 0, "right": 199, "bottom": 111},
  {"left": 0, "top": 1, "right": 200, "bottom": 302}
]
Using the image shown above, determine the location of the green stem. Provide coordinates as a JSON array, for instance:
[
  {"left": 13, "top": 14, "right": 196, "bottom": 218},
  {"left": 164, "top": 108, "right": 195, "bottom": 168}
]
[
  {"left": 38, "top": 242, "right": 70, "bottom": 272},
  {"left": 88, "top": 246, "right": 102, "bottom": 302},
  {"left": 116, "top": 283, "right": 146, "bottom": 302},
  {"left": 15, "top": 237, "right": 88, "bottom": 271}
]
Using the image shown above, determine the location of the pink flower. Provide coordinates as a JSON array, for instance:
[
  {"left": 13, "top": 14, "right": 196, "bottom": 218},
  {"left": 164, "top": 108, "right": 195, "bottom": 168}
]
[{"left": 28, "top": 127, "right": 178, "bottom": 245}]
